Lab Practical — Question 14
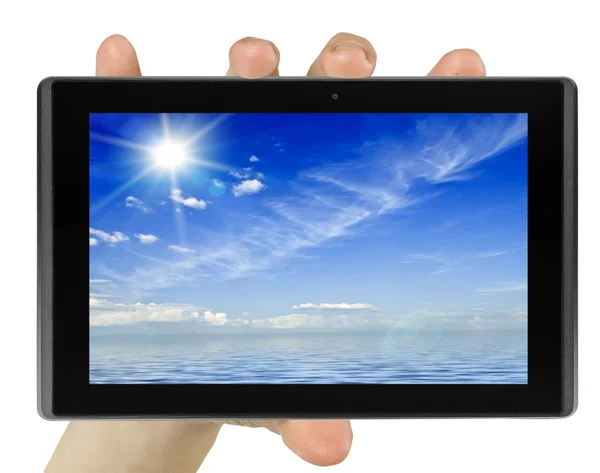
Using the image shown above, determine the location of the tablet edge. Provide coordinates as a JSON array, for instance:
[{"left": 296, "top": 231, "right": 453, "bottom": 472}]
[
  {"left": 560, "top": 77, "right": 577, "bottom": 417},
  {"left": 38, "top": 77, "right": 56, "bottom": 420}
]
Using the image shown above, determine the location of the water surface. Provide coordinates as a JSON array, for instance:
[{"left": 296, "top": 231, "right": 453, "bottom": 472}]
[{"left": 90, "top": 330, "right": 527, "bottom": 384}]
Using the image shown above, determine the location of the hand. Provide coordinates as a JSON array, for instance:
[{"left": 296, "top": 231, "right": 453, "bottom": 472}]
[
  {"left": 46, "top": 420, "right": 352, "bottom": 472},
  {"left": 47, "top": 33, "right": 486, "bottom": 473}
]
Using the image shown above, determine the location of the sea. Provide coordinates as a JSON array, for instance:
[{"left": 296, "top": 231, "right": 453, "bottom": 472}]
[{"left": 90, "top": 329, "right": 527, "bottom": 384}]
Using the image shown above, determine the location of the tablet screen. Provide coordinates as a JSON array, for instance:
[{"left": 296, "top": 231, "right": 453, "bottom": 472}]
[{"left": 89, "top": 113, "right": 528, "bottom": 384}]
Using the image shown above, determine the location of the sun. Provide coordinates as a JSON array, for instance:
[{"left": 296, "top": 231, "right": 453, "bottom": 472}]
[{"left": 152, "top": 141, "right": 188, "bottom": 169}]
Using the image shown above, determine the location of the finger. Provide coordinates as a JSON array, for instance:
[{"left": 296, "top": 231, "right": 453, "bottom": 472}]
[
  {"left": 278, "top": 420, "right": 353, "bottom": 466},
  {"left": 307, "top": 32, "right": 376, "bottom": 77},
  {"left": 427, "top": 48, "right": 486, "bottom": 76},
  {"left": 96, "top": 34, "right": 142, "bottom": 76},
  {"left": 224, "top": 420, "right": 353, "bottom": 466},
  {"left": 227, "top": 37, "right": 280, "bottom": 78}
]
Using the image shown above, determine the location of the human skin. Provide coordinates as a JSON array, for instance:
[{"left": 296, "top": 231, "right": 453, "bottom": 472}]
[{"left": 46, "top": 33, "right": 485, "bottom": 473}]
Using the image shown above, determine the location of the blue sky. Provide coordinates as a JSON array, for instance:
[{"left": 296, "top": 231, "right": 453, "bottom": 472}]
[{"left": 89, "top": 113, "right": 528, "bottom": 332}]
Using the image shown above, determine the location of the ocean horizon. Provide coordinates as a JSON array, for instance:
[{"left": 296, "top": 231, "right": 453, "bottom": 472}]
[{"left": 90, "top": 329, "right": 527, "bottom": 384}]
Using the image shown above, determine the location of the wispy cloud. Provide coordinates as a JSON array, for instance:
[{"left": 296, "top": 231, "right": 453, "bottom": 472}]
[
  {"left": 135, "top": 234, "right": 159, "bottom": 244},
  {"left": 292, "top": 302, "right": 376, "bottom": 310},
  {"left": 404, "top": 253, "right": 452, "bottom": 273},
  {"left": 90, "top": 238, "right": 99, "bottom": 246},
  {"left": 98, "top": 259, "right": 203, "bottom": 292},
  {"left": 168, "top": 245, "right": 194, "bottom": 253},
  {"left": 424, "top": 219, "right": 460, "bottom": 234},
  {"left": 170, "top": 188, "right": 207, "bottom": 210},
  {"left": 90, "top": 279, "right": 111, "bottom": 284},
  {"left": 415, "top": 114, "right": 527, "bottom": 183},
  {"left": 232, "top": 179, "right": 266, "bottom": 197},
  {"left": 99, "top": 114, "right": 527, "bottom": 290},
  {"left": 249, "top": 155, "right": 260, "bottom": 162},
  {"left": 403, "top": 247, "right": 524, "bottom": 274},
  {"left": 474, "top": 283, "right": 528, "bottom": 293},
  {"left": 125, "top": 196, "right": 152, "bottom": 213},
  {"left": 89, "top": 292, "right": 116, "bottom": 299}
]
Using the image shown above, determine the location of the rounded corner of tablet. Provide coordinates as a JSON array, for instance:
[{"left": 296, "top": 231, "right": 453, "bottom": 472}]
[
  {"left": 37, "top": 402, "right": 58, "bottom": 421},
  {"left": 558, "top": 77, "right": 578, "bottom": 96},
  {"left": 557, "top": 397, "right": 578, "bottom": 418},
  {"left": 37, "top": 77, "right": 58, "bottom": 96}
]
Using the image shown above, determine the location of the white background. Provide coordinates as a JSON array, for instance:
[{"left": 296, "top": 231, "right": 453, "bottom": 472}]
[{"left": 1, "top": 0, "right": 597, "bottom": 471}]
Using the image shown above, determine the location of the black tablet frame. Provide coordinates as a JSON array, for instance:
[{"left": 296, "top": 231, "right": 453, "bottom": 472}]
[{"left": 38, "top": 78, "right": 577, "bottom": 419}]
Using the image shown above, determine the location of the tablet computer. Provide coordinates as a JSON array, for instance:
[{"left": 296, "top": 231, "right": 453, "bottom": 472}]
[{"left": 38, "top": 78, "right": 577, "bottom": 419}]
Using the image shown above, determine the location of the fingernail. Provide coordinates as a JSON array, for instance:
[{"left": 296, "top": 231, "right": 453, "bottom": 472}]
[{"left": 333, "top": 42, "right": 368, "bottom": 59}]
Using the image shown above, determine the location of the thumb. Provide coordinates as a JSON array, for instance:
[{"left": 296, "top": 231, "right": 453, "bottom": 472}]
[{"left": 223, "top": 420, "right": 353, "bottom": 466}]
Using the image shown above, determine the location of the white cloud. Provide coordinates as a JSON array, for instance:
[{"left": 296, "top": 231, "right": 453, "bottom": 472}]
[
  {"left": 89, "top": 238, "right": 98, "bottom": 246},
  {"left": 89, "top": 228, "right": 129, "bottom": 244},
  {"left": 202, "top": 310, "right": 228, "bottom": 326},
  {"left": 135, "top": 234, "right": 159, "bottom": 244},
  {"left": 90, "top": 299, "right": 201, "bottom": 326},
  {"left": 168, "top": 245, "right": 194, "bottom": 253},
  {"left": 170, "top": 188, "right": 207, "bottom": 210},
  {"left": 292, "top": 302, "right": 376, "bottom": 311},
  {"left": 248, "top": 313, "right": 379, "bottom": 329},
  {"left": 90, "top": 301, "right": 526, "bottom": 330},
  {"left": 232, "top": 179, "right": 266, "bottom": 197},
  {"left": 256, "top": 172, "right": 265, "bottom": 179},
  {"left": 211, "top": 178, "right": 225, "bottom": 188},
  {"left": 229, "top": 171, "right": 250, "bottom": 179},
  {"left": 125, "top": 196, "right": 151, "bottom": 213},
  {"left": 90, "top": 279, "right": 111, "bottom": 284},
  {"left": 474, "top": 283, "right": 528, "bottom": 293},
  {"left": 249, "top": 155, "right": 260, "bottom": 162},
  {"left": 243, "top": 167, "right": 253, "bottom": 172},
  {"left": 251, "top": 314, "right": 326, "bottom": 329},
  {"left": 90, "top": 300, "right": 235, "bottom": 327}
]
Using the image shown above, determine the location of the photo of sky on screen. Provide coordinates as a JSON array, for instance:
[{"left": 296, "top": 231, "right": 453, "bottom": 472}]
[{"left": 89, "top": 113, "right": 528, "bottom": 385}]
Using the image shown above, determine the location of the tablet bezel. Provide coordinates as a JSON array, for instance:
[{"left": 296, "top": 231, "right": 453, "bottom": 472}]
[{"left": 38, "top": 78, "right": 577, "bottom": 419}]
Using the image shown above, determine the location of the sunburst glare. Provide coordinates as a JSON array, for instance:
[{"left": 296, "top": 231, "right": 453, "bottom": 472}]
[
  {"left": 89, "top": 114, "right": 232, "bottom": 216},
  {"left": 152, "top": 141, "right": 188, "bottom": 169}
]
